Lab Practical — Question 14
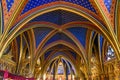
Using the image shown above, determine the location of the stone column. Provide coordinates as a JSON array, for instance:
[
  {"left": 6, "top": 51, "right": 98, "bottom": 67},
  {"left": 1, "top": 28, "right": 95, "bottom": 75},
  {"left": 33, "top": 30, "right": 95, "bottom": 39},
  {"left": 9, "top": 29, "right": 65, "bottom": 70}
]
[
  {"left": 115, "top": 74, "right": 119, "bottom": 80},
  {"left": 40, "top": 76, "right": 43, "bottom": 80},
  {"left": 88, "top": 74, "right": 92, "bottom": 80},
  {"left": 53, "top": 71, "right": 55, "bottom": 80},
  {"left": 66, "top": 66, "right": 68, "bottom": 80},
  {"left": 71, "top": 74, "right": 72, "bottom": 80},
  {"left": 100, "top": 75, "right": 105, "bottom": 80},
  {"left": 74, "top": 77, "right": 80, "bottom": 80},
  {"left": 114, "top": 67, "right": 120, "bottom": 80},
  {"left": 108, "top": 73, "right": 115, "bottom": 80},
  {"left": 53, "top": 65, "right": 56, "bottom": 80},
  {"left": 104, "top": 74, "right": 109, "bottom": 80}
]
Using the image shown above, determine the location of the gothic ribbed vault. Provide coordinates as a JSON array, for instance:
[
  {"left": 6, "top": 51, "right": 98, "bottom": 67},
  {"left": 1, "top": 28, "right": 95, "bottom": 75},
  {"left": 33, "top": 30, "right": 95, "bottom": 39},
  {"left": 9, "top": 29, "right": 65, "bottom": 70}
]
[{"left": 0, "top": 0, "right": 120, "bottom": 80}]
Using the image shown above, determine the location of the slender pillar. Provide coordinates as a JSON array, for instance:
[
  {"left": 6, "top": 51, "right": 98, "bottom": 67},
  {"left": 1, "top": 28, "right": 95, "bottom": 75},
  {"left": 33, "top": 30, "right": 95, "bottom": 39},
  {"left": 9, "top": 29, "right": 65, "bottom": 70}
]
[
  {"left": 100, "top": 75, "right": 105, "bottom": 80},
  {"left": 109, "top": 73, "right": 115, "bottom": 80},
  {"left": 97, "top": 75, "right": 100, "bottom": 80},
  {"left": 53, "top": 65, "right": 56, "bottom": 80},
  {"left": 105, "top": 74, "right": 109, "bottom": 80},
  {"left": 115, "top": 73, "right": 119, "bottom": 80},
  {"left": 40, "top": 76, "right": 43, "bottom": 80},
  {"left": 71, "top": 74, "right": 72, "bottom": 80},
  {"left": 66, "top": 66, "right": 68, "bottom": 80},
  {"left": 74, "top": 77, "right": 80, "bottom": 80},
  {"left": 88, "top": 74, "right": 92, "bottom": 80}
]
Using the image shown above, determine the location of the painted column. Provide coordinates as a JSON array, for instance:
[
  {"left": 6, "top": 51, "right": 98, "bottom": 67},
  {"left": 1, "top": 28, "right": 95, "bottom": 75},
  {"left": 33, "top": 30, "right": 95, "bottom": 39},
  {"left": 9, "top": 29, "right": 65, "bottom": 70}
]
[
  {"left": 100, "top": 74, "right": 105, "bottom": 80},
  {"left": 87, "top": 74, "right": 92, "bottom": 80},
  {"left": 105, "top": 74, "right": 109, "bottom": 80},
  {"left": 53, "top": 64, "right": 56, "bottom": 80},
  {"left": 66, "top": 66, "right": 68, "bottom": 80},
  {"left": 71, "top": 73, "right": 72, "bottom": 80},
  {"left": 74, "top": 77, "right": 80, "bottom": 80}
]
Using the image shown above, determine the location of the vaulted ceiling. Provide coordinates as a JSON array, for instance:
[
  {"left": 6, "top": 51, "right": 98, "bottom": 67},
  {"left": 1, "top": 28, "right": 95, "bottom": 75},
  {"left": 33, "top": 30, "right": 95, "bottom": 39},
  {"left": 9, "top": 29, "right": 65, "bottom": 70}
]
[{"left": 0, "top": 0, "right": 120, "bottom": 79}]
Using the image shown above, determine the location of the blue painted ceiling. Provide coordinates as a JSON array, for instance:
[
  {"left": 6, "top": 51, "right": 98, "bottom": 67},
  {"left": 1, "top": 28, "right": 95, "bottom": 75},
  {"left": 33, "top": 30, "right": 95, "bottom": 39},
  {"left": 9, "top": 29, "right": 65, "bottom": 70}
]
[
  {"left": 44, "top": 32, "right": 77, "bottom": 46},
  {"left": 67, "top": 27, "right": 87, "bottom": 47},
  {"left": 69, "top": 50, "right": 76, "bottom": 59},
  {"left": 4, "top": 0, "right": 111, "bottom": 73},
  {"left": 21, "top": 0, "right": 96, "bottom": 14},
  {"left": 44, "top": 50, "right": 53, "bottom": 59},
  {"left": 31, "top": 11, "right": 88, "bottom": 49},
  {"left": 30, "top": 10, "right": 88, "bottom": 25},
  {"left": 104, "top": 0, "right": 112, "bottom": 12},
  {"left": 64, "top": 0, "right": 96, "bottom": 13},
  {"left": 22, "top": 0, "right": 56, "bottom": 14},
  {"left": 33, "top": 27, "right": 53, "bottom": 48},
  {"left": 6, "top": 0, "right": 14, "bottom": 11},
  {"left": 5, "top": 0, "right": 112, "bottom": 14}
]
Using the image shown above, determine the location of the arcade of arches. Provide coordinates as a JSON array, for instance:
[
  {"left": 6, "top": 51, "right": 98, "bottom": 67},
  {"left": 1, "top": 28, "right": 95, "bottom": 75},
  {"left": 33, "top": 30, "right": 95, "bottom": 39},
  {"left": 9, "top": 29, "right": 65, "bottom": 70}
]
[{"left": 0, "top": 0, "right": 120, "bottom": 80}]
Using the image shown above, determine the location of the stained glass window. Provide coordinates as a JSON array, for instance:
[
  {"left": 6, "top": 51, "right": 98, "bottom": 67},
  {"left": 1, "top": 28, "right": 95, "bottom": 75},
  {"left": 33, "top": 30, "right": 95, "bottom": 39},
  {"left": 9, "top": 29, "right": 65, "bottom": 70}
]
[
  {"left": 58, "top": 63, "right": 64, "bottom": 74},
  {"left": 106, "top": 46, "right": 115, "bottom": 61}
]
